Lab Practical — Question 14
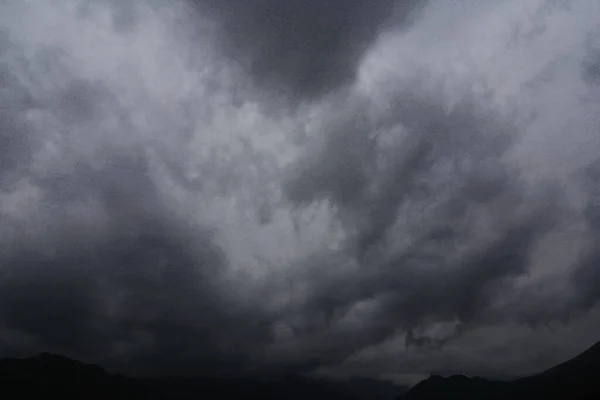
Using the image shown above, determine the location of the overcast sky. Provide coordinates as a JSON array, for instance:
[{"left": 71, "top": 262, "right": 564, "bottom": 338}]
[{"left": 1, "top": 0, "right": 600, "bottom": 386}]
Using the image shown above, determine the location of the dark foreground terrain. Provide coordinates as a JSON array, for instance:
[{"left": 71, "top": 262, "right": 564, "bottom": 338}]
[
  {"left": 0, "top": 341, "right": 598, "bottom": 399},
  {"left": 0, "top": 352, "right": 405, "bottom": 399},
  {"left": 399, "top": 340, "right": 600, "bottom": 400}
]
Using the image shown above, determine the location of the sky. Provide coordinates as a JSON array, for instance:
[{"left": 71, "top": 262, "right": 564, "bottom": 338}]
[{"left": 0, "top": 0, "right": 600, "bottom": 386}]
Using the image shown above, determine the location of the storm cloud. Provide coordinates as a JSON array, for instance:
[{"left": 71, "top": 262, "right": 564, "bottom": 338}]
[
  {"left": 1, "top": 0, "right": 600, "bottom": 386},
  {"left": 189, "top": 0, "right": 426, "bottom": 100}
]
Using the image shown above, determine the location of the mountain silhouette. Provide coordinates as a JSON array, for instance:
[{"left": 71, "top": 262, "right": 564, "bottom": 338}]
[
  {"left": 399, "top": 340, "right": 600, "bottom": 400},
  {"left": 0, "top": 353, "right": 142, "bottom": 399},
  {"left": 2, "top": 342, "right": 598, "bottom": 399},
  {"left": 0, "top": 352, "right": 406, "bottom": 399}
]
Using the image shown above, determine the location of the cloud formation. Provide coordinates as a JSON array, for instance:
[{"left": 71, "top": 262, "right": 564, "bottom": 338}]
[
  {"left": 1, "top": 0, "right": 600, "bottom": 384},
  {"left": 189, "top": 0, "right": 425, "bottom": 100}
]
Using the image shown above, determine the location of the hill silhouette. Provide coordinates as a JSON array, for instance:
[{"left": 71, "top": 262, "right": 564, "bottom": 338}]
[
  {"left": 1, "top": 342, "right": 599, "bottom": 399},
  {"left": 399, "top": 340, "right": 600, "bottom": 400},
  {"left": 0, "top": 352, "right": 406, "bottom": 399}
]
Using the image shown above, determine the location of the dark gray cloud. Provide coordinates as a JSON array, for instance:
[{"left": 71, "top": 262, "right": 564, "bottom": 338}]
[
  {"left": 582, "top": 29, "right": 600, "bottom": 85},
  {"left": 567, "top": 159, "right": 600, "bottom": 311},
  {"left": 1, "top": 0, "right": 600, "bottom": 386},
  {"left": 273, "top": 88, "right": 566, "bottom": 370},
  {"left": 191, "top": 0, "right": 425, "bottom": 100},
  {"left": 285, "top": 89, "right": 517, "bottom": 257},
  {"left": 0, "top": 150, "right": 272, "bottom": 376}
]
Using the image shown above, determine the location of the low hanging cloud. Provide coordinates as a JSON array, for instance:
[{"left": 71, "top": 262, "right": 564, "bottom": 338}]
[
  {"left": 271, "top": 87, "right": 565, "bottom": 370},
  {"left": 0, "top": 149, "right": 268, "bottom": 376},
  {"left": 1, "top": 0, "right": 600, "bottom": 384}
]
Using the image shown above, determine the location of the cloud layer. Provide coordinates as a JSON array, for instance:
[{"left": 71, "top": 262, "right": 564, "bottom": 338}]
[{"left": 1, "top": 0, "right": 600, "bottom": 384}]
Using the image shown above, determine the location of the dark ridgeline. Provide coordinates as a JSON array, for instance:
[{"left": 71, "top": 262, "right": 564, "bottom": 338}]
[
  {"left": 0, "top": 341, "right": 598, "bottom": 399},
  {"left": 398, "top": 340, "right": 600, "bottom": 400},
  {"left": 0, "top": 353, "right": 140, "bottom": 399},
  {"left": 0, "top": 352, "right": 406, "bottom": 399}
]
